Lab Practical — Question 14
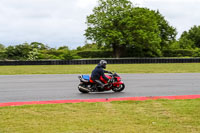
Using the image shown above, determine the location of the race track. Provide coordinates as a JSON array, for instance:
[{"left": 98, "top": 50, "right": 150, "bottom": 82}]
[{"left": 0, "top": 73, "right": 200, "bottom": 103}]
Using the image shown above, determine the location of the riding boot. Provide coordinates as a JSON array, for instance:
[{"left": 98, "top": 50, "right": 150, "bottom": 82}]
[
  {"left": 95, "top": 80, "right": 105, "bottom": 91},
  {"left": 99, "top": 84, "right": 105, "bottom": 91}
]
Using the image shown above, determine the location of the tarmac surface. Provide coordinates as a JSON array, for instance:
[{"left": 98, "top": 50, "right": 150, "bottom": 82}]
[{"left": 0, "top": 73, "right": 200, "bottom": 103}]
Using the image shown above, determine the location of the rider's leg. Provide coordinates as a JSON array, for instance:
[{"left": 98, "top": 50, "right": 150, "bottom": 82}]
[{"left": 94, "top": 80, "right": 105, "bottom": 90}]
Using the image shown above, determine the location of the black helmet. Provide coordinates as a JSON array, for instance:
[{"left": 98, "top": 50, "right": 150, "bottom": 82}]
[{"left": 99, "top": 60, "right": 107, "bottom": 69}]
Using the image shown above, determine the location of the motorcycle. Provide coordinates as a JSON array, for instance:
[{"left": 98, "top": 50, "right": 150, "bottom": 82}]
[{"left": 78, "top": 72, "right": 125, "bottom": 93}]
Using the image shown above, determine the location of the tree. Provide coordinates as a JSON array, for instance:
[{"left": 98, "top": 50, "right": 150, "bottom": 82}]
[
  {"left": 0, "top": 44, "right": 5, "bottom": 50},
  {"left": 76, "top": 43, "right": 100, "bottom": 51},
  {"left": 0, "top": 44, "right": 6, "bottom": 60},
  {"left": 27, "top": 48, "right": 39, "bottom": 61},
  {"left": 127, "top": 8, "right": 177, "bottom": 57},
  {"left": 85, "top": 0, "right": 134, "bottom": 58},
  {"left": 125, "top": 7, "right": 162, "bottom": 57},
  {"left": 57, "top": 46, "right": 74, "bottom": 60},
  {"left": 155, "top": 11, "right": 177, "bottom": 50},
  {"left": 178, "top": 31, "right": 195, "bottom": 49},
  {"left": 58, "top": 46, "right": 69, "bottom": 50},
  {"left": 5, "top": 43, "right": 32, "bottom": 60},
  {"left": 85, "top": 0, "right": 177, "bottom": 57},
  {"left": 179, "top": 25, "right": 200, "bottom": 49},
  {"left": 30, "top": 42, "right": 49, "bottom": 50}
]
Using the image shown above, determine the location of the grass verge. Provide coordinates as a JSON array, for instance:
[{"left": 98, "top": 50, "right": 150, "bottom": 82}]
[
  {"left": 0, "top": 99, "right": 200, "bottom": 133},
  {"left": 0, "top": 63, "right": 200, "bottom": 75}
]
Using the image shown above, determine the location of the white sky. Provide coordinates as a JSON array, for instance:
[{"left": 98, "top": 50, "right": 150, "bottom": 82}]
[{"left": 0, "top": 0, "right": 199, "bottom": 49}]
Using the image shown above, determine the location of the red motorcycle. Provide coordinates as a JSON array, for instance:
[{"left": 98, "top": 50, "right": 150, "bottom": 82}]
[{"left": 78, "top": 72, "right": 125, "bottom": 93}]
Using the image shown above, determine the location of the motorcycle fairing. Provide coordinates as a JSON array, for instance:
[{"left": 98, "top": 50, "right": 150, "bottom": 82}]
[
  {"left": 100, "top": 75, "right": 112, "bottom": 83},
  {"left": 113, "top": 81, "right": 124, "bottom": 87}
]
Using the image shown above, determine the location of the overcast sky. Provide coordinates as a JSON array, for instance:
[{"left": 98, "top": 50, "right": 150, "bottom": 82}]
[{"left": 0, "top": 0, "right": 199, "bottom": 49}]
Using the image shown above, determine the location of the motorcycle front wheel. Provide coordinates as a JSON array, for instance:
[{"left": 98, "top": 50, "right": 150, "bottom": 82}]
[{"left": 112, "top": 83, "right": 125, "bottom": 92}]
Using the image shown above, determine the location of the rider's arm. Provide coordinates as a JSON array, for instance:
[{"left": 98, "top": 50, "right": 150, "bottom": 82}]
[
  {"left": 101, "top": 69, "right": 109, "bottom": 81},
  {"left": 104, "top": 70, "right": 112, "bottom": 74},
  {"left": 104, "top": 70, "right": 109, "bottom": 73}
]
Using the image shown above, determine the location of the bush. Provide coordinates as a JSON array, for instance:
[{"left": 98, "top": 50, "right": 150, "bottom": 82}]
[
  {"left": 192, "top": 49, "right": 200, "bottom": 57},
  {"left": 77, "top": 50, "right": 112, "bottom": 58},
  {"left": 163, "top": 49, "right": 195, "bottom": 57}
]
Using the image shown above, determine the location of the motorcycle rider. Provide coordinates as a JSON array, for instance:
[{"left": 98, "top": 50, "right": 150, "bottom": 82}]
[{"left": 91, "top": 60, "right": 112, "bottom": 91}]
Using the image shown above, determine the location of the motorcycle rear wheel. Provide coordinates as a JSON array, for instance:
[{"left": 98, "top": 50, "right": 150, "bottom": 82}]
[
  {"left": 78, "top": 83, "right": 89, "bottom": 93},
  {"left": 112, "top": 83, "right": 125, "bottom": 92}
]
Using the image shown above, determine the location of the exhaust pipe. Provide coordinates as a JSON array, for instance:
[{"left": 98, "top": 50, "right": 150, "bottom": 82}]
[{"left": 78, "top": 86, "right": 89, "bottom": 92}]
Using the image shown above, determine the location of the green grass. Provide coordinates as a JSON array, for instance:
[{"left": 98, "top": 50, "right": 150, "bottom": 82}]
[
  {"left": 0, "top": 63, "right": 200, "bottom": 75},
  {"left": 0, "top": 99, "right": 200, "bottom": 133}
]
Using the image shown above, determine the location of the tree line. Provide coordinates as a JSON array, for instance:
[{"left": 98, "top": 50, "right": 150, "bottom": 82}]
[
  {"left": 0, "top": 42, "right": 112, "bottom": 60},
  {"left": 1, "top": 0, "right": 200, "bottom": 60}
]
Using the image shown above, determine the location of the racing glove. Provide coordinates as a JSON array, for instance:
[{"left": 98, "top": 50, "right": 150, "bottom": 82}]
[{"left": 108, "top": 71, "right": 112, "bottom": 74}]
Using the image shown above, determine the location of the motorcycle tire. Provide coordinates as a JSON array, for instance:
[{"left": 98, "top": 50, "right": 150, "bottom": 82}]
[{"left": 112, "top": 83, "right": 125, "bottom": 92}]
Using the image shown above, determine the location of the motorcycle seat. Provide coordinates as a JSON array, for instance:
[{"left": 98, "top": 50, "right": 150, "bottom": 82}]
[{"left": 80, "top": 75, "right": 90, "bottom": 82}]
